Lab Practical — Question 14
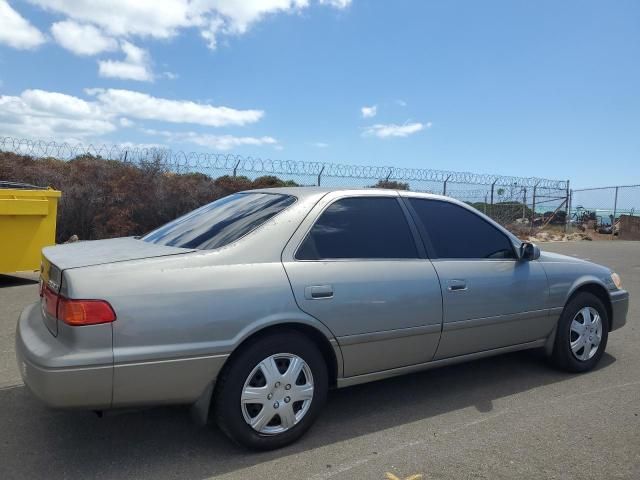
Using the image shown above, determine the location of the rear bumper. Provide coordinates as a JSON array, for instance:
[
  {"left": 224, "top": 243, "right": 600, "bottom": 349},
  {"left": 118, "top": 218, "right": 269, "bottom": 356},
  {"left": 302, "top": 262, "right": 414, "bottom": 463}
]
[
  {"left": 16, "top": 302, "right": 229, "bottom": 410},
  {"left": 610, "top": 289, "right": 629, "bottom": 332},
  {"left": 15, "top": 302, "right": 112, "bottom": 409}
]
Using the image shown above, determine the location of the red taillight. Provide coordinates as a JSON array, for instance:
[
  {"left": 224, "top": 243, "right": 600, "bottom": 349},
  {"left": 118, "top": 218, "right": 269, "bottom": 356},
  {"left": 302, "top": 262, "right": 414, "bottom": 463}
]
[{"left": 43, "top": 286, "right": 116, "bottom": 326}]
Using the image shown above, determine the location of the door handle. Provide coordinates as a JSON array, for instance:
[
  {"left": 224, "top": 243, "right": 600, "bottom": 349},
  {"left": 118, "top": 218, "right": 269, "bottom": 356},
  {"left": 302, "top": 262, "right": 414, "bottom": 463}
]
[
  {"left": 447, "top": 279, "right": 467, "bottom": 291},
  {"left": 305, "top": 285, "right": 334, "bottom": 299}
]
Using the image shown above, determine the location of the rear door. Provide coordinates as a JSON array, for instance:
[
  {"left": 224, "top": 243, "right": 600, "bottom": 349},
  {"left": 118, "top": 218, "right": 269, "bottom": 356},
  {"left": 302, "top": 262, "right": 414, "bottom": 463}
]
[
  {"left": 282, "top": 191, "right": 443, "bottom": 377},
  {"left": 403, "top": 196, "right": 552, "bottom": 359}
]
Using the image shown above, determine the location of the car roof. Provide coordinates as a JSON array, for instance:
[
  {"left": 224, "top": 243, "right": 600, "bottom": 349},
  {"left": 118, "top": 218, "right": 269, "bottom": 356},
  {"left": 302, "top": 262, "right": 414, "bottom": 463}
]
[{"left": 247, "top": 186, "right": 452, "bottom": 201}]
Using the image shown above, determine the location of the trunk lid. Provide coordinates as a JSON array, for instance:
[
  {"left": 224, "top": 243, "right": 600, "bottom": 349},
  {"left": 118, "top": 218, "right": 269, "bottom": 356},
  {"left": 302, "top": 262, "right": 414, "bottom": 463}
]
[{"left": 41, "top": 237, "right": 195, "bottom": 270}]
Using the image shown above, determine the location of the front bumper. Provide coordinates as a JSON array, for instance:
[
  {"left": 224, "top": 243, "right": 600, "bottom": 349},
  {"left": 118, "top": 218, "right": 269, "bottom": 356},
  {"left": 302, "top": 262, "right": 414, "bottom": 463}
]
[
  {"left": 610, "top": 289, "right": 629, "bottom": 332},
  {"left": 15, "top": 302, "right": 113, "bottom": 409}
]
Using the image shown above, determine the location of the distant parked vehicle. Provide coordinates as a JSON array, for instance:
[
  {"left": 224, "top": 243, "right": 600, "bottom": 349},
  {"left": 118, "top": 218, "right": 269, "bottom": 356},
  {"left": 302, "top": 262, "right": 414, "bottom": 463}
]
[{"left": 16, "top": 188, "right": 629, "bottom": 449}]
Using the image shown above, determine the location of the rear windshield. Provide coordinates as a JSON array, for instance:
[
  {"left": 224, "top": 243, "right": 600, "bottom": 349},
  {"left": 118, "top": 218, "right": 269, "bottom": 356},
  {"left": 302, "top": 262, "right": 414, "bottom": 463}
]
[{"left": 142, "top": 192, "right": 296, "bottom": 250}]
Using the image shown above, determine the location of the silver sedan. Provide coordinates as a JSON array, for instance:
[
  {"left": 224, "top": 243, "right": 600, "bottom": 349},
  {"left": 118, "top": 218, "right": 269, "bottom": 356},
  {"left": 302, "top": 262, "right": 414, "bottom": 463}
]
[{"left": 16, "top": 188, "right": 629, "bottom": 449}]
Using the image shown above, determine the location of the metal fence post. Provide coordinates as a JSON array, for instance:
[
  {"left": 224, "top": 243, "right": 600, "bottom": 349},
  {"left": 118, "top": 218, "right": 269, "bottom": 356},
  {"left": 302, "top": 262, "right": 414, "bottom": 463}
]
[
  {"left": 443, "top": 174, "right": 452, "bottom": 196},
  {"left": 317, "top": 165, "right": 325, "bottom": 186},
  {"left": 564, "top": 179, "right": 570, "bottom": 233},
  {"left": 386, "top": 168, "right": 393, "bottom": 182},
  {"left": 522, "top": 187, "right": 527, "bottom": 220},
  {"left": 567, "top": 188, "right": 573, "bottom": 233},
  {"left": 531, "top": 181, "right": 540, "bottom": 233},
  {"left": 232, "top": 159, "right": 241, "bottom": 177},
  {"left": 490, "top": 179, "right": 497, "bottom": 217},
  {"left": 612, "top": 186, "right": 619, "bottom": 239}
]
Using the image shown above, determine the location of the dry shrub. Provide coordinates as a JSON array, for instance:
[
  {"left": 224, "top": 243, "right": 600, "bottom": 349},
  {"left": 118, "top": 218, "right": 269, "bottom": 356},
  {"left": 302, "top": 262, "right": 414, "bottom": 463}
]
[{"left": 0, "top": 152, "right": 298, "bottom": 243}]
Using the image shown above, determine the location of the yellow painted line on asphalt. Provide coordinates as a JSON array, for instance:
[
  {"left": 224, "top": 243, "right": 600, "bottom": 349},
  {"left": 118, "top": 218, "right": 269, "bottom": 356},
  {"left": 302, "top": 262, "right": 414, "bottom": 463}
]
[{"left": 385, "top": 473, "right": 423, "bottom": 480}]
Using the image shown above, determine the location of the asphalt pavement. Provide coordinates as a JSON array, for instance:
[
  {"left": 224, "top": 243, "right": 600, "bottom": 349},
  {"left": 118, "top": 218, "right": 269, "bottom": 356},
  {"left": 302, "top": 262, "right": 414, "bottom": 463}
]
[{"left": 0, "top": 241, "right": 638, "bottom": 479}]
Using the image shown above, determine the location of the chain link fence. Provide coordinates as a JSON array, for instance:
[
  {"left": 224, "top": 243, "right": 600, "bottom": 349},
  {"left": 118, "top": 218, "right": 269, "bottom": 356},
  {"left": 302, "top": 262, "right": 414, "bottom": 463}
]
[
  {"left": 5, "top": 136, "right": 636, "bottom": 242},
  {"left": 569, "top": 185, "right": 640, "bottom": 239}
]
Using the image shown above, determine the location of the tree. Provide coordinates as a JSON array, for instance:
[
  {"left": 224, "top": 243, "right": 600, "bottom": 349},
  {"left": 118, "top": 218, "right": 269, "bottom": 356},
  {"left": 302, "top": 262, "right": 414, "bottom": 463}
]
[
  {"left": 371, "top": 179, "right": 410, "bottom": 190},
  {"left": 251, "top": 175, "right": 299, "bottom": 188}
]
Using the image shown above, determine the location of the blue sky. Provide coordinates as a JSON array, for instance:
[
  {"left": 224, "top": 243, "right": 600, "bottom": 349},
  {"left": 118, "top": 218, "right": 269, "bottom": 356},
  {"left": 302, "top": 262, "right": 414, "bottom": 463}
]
[{"left": 0, "top": 0, "right": 638, "bottom": 188}]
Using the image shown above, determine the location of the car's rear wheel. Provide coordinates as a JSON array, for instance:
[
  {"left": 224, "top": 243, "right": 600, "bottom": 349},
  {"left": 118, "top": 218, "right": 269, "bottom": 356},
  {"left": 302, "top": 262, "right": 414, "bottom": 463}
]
[
  {"left": 212, "top": 331, "right": 328, "bottom": 450},
  {"left": 551, "top": 292, "right": 609, "bottom": 372}
]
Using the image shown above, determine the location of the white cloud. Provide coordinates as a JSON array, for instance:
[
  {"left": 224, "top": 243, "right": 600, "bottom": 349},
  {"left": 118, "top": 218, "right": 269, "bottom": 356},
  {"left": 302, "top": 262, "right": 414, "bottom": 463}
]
[
  {"left": 27, "top": 0, "right": 350, "bottom": 51},
  {"left": 197, "top": 1, "right": 310, "bottom": 38},
  {"left": 28, "top": 0, "right": 192, "bottom": 38},
  {"left": 361, "top": 105, "right": 377, "bottom": 118},
  {"left": 51, "top": 20, "right": 117, "bottom": 55},
  {"left": 144, "top": 129, "right": 278, "bottom": 151},
  {"left": 87, "top": 88, "right": 263, "bottom": 127},
  {"left": 116, "top": 141, "right": 167, "bottom": 150},
  {"left": 396, "top": 99, "right": 407, "bottom": 107},
  {"left": 0, "top": 0, "right": 46, "bottom": 49},
  {"left": 0, "top": 88, "right": 267, "bottom": 143},
  {"left": 98, "top": 41, "right": 153, "bottom": 82},
  {"left": 0, "top": 89, "right": 115, "bottom": 140},
  {"left": 118, "top": 117, "right": 134, "bottom": 127},
  {"left": 199, "top": 16, "right": 225, "bottom": 50},
  {"left": 319, "top": 0, "right": 351, "bottom": 7},
  {"left": 185, "top": 133, "right": 278, "bottom": 151},
  {"left": 311, "top": 141, "right": 329, "bottom": 148},
  {"left": 363, "top": 122, "right": 427, "bottom": 139},
  {"left": 162, "top": 71, "right": 179, "bottom": 80}
]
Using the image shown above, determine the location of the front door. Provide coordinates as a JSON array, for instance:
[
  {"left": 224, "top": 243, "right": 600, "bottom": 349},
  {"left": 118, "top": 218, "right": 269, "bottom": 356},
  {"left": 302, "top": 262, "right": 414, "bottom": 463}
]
[
  {"left": 403, "top": 195, "right": 551, "bottom": 359},
  {"left": 282, "top": 192, "right": 443, "bottom": 377}
]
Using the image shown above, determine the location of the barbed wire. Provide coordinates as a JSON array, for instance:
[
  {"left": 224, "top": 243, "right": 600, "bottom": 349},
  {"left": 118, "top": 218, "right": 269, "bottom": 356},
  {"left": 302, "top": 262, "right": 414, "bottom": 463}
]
[{"left": 0, "top": 136, "right": 568, "bottom": 189}]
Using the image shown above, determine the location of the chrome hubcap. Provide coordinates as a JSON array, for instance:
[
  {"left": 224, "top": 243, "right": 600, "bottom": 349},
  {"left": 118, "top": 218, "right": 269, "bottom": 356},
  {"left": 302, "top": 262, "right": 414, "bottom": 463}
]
[
  {"left": 241, "top": 353, "right": 314, "bottom": 435},
  {"left": 570, "top": 307, "right": 602, "bottom": 361}
]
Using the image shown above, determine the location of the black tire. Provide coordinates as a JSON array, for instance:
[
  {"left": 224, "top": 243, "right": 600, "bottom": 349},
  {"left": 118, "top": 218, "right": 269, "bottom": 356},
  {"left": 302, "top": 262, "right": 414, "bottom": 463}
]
[
  {"left": 551, "top": 292, "right": 609, "bottom": 373},
  {"left": 212, "top": 330, "right": 328, "bottom": 450}
]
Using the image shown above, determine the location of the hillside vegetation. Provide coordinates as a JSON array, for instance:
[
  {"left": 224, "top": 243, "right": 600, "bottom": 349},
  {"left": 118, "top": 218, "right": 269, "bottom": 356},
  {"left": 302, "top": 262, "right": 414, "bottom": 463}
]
[
  {"left": 0, "top": 152, "right": 297, "bottom": 243},
  {"left": 1, "top": 151, "right": 558, "bottom": 244}
]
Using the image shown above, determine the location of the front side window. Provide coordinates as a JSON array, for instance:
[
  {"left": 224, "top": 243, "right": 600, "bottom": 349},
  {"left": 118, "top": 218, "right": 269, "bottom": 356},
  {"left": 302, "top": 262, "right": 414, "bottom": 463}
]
[
  {"left": 296, "top": 197, "right": 418, "bottom": 260},
  {"left": 142, "top": 192, "right": 296, "bottom": 250},
  {"left": 408, "top": 198, "right": 515, "bottom": 259}
]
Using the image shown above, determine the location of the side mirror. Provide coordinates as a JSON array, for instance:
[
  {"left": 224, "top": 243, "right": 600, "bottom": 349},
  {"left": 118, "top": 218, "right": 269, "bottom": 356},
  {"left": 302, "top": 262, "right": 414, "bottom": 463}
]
[{"left": 520, "top": 242, "right": 540, "bottom": 261}]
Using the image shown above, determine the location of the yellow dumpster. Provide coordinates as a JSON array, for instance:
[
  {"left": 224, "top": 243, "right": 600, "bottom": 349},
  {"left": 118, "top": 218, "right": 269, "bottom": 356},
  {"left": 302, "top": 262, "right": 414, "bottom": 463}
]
[{"left": 0, "top": 185, "right": 61, "bottom": 274}]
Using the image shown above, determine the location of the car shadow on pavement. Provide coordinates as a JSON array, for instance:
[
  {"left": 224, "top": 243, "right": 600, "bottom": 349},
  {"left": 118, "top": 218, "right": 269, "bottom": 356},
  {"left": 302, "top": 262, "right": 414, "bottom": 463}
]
[
  {"left": 0, "top": 274, "right": 39, "bottom": 288},
  {"left": 0, "top": 350, "right": 616, "bottom": 480}
]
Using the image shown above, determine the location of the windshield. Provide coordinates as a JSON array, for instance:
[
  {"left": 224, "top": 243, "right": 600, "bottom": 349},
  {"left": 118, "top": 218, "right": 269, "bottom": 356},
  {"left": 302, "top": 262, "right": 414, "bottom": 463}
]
[{"left": 142, "top": 192, "right": 296, "bottom": 250}]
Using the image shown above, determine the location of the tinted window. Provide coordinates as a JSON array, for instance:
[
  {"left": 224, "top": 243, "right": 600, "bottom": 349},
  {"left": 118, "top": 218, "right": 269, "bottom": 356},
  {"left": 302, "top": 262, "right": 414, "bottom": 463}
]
[
  {"left": 408, "top": 199, "right": 515, "bottom": 259},
  {"left": 142, "top": 192, "right": 295, "bottom": 250},
  {"left": 296, "top": 197, "right": 418, "bottom": 260}
]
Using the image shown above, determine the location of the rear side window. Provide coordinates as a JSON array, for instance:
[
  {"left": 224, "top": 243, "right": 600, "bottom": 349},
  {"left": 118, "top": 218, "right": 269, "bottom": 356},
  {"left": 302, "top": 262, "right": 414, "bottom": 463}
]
[
  {"left": 142, "top": 192, "right": 295, "bottom": 250},
  {"left": 408, "top": 198, "right": 515, "bottom": 259},
  {"left": 296, "top": 197, "right": 418, "bottom": 260}
]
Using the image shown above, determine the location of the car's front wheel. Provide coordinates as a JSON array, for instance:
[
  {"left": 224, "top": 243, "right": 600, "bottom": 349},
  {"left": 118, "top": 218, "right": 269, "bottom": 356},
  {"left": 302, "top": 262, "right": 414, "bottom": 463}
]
[
  {"left": 212, "top": 330, "right": 328, "bottom": 450},
  {"left": 551, "top": 292, "right": 610, "bottom": 372}
]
